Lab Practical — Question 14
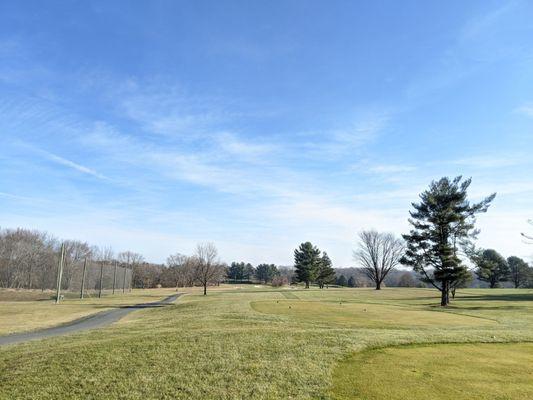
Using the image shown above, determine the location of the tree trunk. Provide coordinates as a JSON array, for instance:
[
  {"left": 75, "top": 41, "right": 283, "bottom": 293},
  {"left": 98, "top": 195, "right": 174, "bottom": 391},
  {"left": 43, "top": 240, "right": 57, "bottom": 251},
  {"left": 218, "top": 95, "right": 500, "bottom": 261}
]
[
  {"left": 440, "top": 281, "right": 449, "bottom": 306},
  {"left": 305, "top": 281, "right": 309, "bottom": 288},
  {"left": 490, "top": 276, "right": 496, "bottom": 288},
  {"left": 375, "top": 281, "right": 381, "bottom": 290},
  {"left": 203, "top": 283, "right": 207, "bottom": 295}
]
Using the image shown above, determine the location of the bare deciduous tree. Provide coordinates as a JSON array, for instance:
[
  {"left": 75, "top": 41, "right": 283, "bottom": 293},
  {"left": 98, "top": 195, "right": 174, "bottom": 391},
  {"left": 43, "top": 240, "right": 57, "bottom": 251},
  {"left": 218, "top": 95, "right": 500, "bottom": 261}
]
[
  {"left": 166, "top": 253, "right": 197, "bottom": 288},
  {"left": 63, "top": 240, "right": 92, "bottom": 290},
  {"left": 118, "top": 251, "right": 144, "bottom": 289},
  {"left": 194, "top": 243, "right": 225, "bottom": 295},
  {"left": 354, "top": 230, "right": 404, "bottom": 290}
]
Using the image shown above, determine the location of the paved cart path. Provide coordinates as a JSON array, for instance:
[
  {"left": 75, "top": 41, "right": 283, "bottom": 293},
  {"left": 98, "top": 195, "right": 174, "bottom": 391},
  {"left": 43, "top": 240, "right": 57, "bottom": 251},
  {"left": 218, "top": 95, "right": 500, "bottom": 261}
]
[{"left": 0, "top": 293, "right": 182, "bottom": 346}]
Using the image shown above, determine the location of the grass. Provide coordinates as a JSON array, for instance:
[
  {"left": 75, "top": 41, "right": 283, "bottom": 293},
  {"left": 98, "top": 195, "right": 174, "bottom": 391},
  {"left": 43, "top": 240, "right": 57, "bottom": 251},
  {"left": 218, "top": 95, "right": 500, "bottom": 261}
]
[
  {"left": 331, "top": 343, "right": 533, "bottom": 400},
  {"left": 0, "top": 287, "right": 532, "bottom": 399},
  {"left": 0, "top": 288, "right": 179, "bottom": 335}
]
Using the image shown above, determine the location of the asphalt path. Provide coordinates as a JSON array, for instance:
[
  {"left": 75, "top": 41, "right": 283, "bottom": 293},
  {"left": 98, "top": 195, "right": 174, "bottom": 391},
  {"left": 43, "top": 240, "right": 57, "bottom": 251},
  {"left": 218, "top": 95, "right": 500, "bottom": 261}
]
[{"left": 0, "top": 293, "right": 182, "bottom": 346}]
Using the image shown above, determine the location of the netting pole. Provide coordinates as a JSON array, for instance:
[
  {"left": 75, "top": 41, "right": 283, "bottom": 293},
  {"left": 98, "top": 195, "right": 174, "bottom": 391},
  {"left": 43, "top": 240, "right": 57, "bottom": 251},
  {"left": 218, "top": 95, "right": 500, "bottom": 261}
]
[
  {"left": 55, "top": 243, "right": 65, "bottom": 304},
  {"left": 122, "top": 264, "right": 127, "bottom": 294},
  {"left": 129, "top": 267, "right": 133, "bottom": 292},
  {"left": 80, "top": 257, "right": 87, "bottom": 299},
  {"left": 112, "top": 261, "right": 117, "bottom": 295},
  {"left": 98, "top": 261, "right": 104, "bottom": 298}
]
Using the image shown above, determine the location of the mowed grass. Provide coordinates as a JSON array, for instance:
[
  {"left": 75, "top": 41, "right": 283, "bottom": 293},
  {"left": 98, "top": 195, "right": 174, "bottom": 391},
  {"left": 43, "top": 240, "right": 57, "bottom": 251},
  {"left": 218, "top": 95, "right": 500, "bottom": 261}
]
[
  {"left": 332, "top": 343, "right": 533, "bottom": 400},
  {"left": 252, "top": 299, "right": 496, "bottom": 328},
  {"left": 0, "top": 287, "right": 532, "bottom": 399},
  {"left": 0, "top": 288, "right": 179, "bottom": 335}
]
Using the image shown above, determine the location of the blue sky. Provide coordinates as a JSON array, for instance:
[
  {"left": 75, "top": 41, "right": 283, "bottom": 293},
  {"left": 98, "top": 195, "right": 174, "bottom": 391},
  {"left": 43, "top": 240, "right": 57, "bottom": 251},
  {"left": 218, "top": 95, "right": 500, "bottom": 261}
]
[{"left": 1, "top": 0, "right": 532, "bottom": 265}]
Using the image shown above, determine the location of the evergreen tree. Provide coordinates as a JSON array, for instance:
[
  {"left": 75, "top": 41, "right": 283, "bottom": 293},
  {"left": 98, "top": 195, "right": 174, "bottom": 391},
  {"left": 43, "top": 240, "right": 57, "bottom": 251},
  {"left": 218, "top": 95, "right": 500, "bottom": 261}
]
[
  {"left": 243, "top": 263, "right": 255, "bottom": 282},
  {"left": 472, "top": 249, "right": 509, "bottom": 288},
  {"left": 255, "top": 263, "right": 279, "bottom": 284},
  {"left": 336, "top": 274, "right": 347, "bottom": 286},
  {"left": 450, "top": 269, "right": 473, "bottom": 298},
  {"left": 401, "top": 176, "right": 495, "bottom": 306},
  {"left": 507, "top": 256, "right": 530, "bottom": 288},
  {"left": 227, "top": 262, "right": 243, "bottom": 283},
  {"left": 294, "top": 242, "right": 321, "bottom": 288},
  {"left": 347, "top": 276, "right": 356, "bottom": 287},
  {"left": 315, "top": 252, "right": 336, "bottom": 289}
]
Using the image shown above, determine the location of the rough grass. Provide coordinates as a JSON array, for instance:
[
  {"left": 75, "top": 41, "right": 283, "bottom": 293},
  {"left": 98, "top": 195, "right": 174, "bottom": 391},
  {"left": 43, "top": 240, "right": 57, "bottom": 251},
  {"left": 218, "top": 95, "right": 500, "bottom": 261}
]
[
  {"left": 0, "top": 288, "right": 179, "bottom": 335},
  {"left": 0, "top": 287, "right": 532, "bottom": 399}
]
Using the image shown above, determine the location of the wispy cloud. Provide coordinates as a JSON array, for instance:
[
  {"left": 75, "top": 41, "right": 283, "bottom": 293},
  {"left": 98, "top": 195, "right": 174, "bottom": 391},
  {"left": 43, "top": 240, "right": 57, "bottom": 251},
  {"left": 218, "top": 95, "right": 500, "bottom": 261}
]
[
  {"left": 212, "top": 132, "right": 277, "bottom": 161},
  {"left": 459, "top": 2, "right": 516, "bottom": 41},
  {"left": 451, "top": 155, "right": 526, "bottom": 169},
  {"left": 301, "top": 111, "right": 389, "bottom": 158},
  {"left": 42, "top": 151, "right": 108, "bottom": 180},
  {"left": 515, "top": 103, "right": 533, "bottom": 118},
  {"left": 366, "top": 164, "right": 416, "bottom": 174}
]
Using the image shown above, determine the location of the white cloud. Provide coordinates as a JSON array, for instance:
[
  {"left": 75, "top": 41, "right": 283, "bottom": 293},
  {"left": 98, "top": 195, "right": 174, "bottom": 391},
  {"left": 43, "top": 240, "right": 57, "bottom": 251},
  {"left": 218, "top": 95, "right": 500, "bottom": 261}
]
[
  {"left": 40, "top": 151, "right": 108, "bottom": 180},
  {"left": 212, "top": 132, "right": 276, "bottom": 160},
  {"left": 460, "top": 2, "right": 515, "bottom": 41},
  {"left": 451, "top": 156, "right": 526, "bottom": 169},
  {"left": 367, "top": 164, "right": 416, "bottom": 174},
  {"left": 515, "top": 103, "right": 533, "bottom": 118}
]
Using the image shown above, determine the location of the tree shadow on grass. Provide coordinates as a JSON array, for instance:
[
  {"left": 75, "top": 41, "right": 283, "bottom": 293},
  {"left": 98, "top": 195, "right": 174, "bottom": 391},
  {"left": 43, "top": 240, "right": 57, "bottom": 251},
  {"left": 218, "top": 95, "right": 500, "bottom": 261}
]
[
  {"left": 456, "top": 293, "right": 533, "bottom": 302},
  {"left": 444, "top": 305, "right": 528, "bottom": 311}
]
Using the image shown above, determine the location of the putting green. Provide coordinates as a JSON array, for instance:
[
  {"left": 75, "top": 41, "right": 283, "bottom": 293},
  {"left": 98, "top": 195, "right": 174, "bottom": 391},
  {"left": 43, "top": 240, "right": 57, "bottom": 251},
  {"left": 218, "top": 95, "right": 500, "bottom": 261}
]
[
  {"left": 251, "top": 300, "right": 495, "bottom": 328},
  {"left": 331, "top": 343, "right": 533, "bottom": 400}
]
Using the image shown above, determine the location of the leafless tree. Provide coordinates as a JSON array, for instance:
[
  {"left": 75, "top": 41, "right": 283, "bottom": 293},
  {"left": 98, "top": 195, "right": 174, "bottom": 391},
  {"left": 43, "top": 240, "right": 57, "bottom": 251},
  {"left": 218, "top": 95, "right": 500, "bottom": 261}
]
[
  {"left": 165, "top": 253, "right": 193, "bottom": 288},
  {"left": 62, "top": 240, "right": 92, "bottom": 290},
  {"left": 118, "top": 250, "right": 144, "bottom": 266},
  {"left": 118, "top": 251, "right": 144, "bottom": 289},
  {"left": 354, "top": 230, "right": 405, "bottom": 290},
  {"left": 193, "top": 242, "right": 224, "bottom": 295},
  {"left": 0, "top": 228, "right": 58, "bottom": 289}
]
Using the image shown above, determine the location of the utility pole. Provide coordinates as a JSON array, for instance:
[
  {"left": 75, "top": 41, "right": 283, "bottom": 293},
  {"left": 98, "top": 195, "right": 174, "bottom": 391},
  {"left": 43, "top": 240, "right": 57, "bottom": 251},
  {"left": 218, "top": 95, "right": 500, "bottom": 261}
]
[
  {"left": 112, "top": 261, "right": 117, "bottom": 295},
  {"left": 80, "top": 257, "right": 87, "bottom": 299},
  {"left": 55, "top": 243, "right": 65, "bottom": 304},
  {"left": 98, "top": 261, "right": 104, "bottom": 298},
  {"left": 122, "top": 264, "right": 127, "bottom": 294}
]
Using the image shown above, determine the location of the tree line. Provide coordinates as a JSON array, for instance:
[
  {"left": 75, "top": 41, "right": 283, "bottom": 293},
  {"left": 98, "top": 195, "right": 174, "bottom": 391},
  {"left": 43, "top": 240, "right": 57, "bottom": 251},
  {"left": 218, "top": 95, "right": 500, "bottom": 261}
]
[
  {"left": 291, "top": 176, "right": 532, "bottom": 306},
  {"left": 2, "top": 177, "right": 531, "bottom": 304},
  {"left": 0, "top": 227, "right": 144, "bottom": 292},
  {"left": 0, "top": 227, "right": 290, "bottom": 296}
]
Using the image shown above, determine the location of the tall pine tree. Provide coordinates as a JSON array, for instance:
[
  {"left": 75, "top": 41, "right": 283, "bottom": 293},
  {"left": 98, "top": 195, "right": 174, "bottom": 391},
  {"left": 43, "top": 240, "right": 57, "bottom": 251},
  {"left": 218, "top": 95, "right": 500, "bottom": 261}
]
[
  {"left": 401, "top": 176, "right": 495, "bottom": 306},
  {"left": 316, "top": 252, "right": 336, "bottom": 289},
  {"left": 294, "top": 242, "right": 321, "bottom": 288}
]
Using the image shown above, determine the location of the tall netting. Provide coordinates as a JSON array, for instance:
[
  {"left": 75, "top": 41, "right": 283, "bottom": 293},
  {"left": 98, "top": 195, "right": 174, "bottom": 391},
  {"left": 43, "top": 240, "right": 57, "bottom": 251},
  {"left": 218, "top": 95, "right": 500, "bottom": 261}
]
[
  {"left": 0, "top": 229, "right": 139, "bottom": 298},
  {"left": 58, "top": 260, "right": 133, "bottom": 298}
]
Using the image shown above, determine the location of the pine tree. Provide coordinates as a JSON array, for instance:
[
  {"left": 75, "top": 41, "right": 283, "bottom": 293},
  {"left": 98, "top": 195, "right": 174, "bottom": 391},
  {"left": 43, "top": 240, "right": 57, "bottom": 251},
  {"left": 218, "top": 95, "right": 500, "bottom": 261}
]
[
  {"left": 294, "top": 242, "right": 321, "bottom": 288},
  {"left": 507, "top": 256, "right": 530, "bottom": 288},
  {"left": 336, "top": 275, "right": 347, "bottom": 286},
  {"left": 255, "top": 263, "right": 278, "bottom": 284},
  {"left": 472, "top": 249, "right": 509, "bottom": 288},
  {"left": 316, "top": 252, "right": 336, "bottom": 289},
  {"left": 347, "top": 276, "right": 356, "bottom": 287},
  {"left": 401, "top": 176, "right": 495, "bottom": 306}
]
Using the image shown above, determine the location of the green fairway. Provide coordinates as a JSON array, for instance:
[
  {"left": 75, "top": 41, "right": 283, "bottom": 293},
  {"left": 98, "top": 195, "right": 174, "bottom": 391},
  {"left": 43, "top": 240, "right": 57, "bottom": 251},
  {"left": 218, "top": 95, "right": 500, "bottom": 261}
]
[
  {"left": 331, "top": 343, "right": 533, "bottom": 400},
  {"left": 251, "top": 299, "right": 496, "bottom": 328},
  {"left": 0, "top": 287, "right": 532, "bottom": 399}
]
